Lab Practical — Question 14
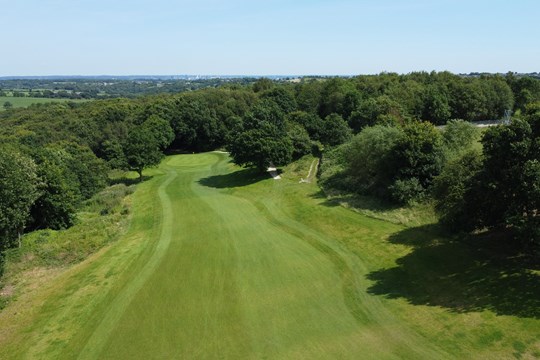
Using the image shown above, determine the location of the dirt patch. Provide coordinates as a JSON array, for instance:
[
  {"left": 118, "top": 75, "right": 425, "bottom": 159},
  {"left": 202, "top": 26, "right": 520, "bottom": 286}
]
[{"left": 0, "top": 284, "right": 14, "bottom": 298}]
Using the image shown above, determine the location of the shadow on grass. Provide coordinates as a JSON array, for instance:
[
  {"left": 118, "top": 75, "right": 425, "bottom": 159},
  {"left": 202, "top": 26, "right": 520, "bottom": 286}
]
[
  {"left": 109, "top": 175, "right": 153, "bottom": 186},
  {"left": 366, "top": 225, "right": 540, "bottom": 319},
  {"left": 198, "top": 168, "right": 268, "bottom": 189},
  {"left": 313, "top": 190, "right": 401, "bottom": 211}
]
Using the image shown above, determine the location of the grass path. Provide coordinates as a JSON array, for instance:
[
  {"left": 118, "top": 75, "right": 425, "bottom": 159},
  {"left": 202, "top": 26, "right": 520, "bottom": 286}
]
[{"left": 0, "top": 153, "right": 537, "bottom": 359}]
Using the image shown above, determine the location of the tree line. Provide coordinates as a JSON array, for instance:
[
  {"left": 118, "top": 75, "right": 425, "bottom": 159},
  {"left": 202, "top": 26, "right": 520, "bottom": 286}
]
[{"left": 1, "top": 71, "right": 540, "bottom": 273}]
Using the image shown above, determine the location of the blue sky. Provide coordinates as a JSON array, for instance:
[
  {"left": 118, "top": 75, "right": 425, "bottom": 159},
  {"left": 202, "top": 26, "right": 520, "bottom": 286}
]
[{"left": 0, "top": 0, "right": 538, "bottom": 75}]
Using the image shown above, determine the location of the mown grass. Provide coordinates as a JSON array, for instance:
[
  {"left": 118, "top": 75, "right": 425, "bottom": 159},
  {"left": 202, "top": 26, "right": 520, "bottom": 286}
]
[{"left": 0, "top": 153, "right": 538, "bottom": 359}]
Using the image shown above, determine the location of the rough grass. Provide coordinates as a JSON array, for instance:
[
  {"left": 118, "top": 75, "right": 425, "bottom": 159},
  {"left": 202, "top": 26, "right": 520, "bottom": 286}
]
[
  {"left": 0, "top": 153, "right": 537, "bottom": 359},
  {"left": 0, "top": 184, "right": 134, "bottom": 311}
]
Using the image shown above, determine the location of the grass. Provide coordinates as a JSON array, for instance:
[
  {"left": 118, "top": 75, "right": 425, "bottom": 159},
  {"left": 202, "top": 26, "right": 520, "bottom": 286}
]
[
  {"left": 0, "top": 96, "right": 87, "bottom": 110},
  {"left": 0, "top": 153, "right": 538, "bottom": 359},
  {"left": 0, "top": 184, "right": 134, "bottom": 311}
]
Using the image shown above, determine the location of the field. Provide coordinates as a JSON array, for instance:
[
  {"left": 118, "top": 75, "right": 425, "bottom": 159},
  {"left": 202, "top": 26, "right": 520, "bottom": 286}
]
[
  {"left": 0, "top": 96, "right": 86, "bottom": 110},
  {"left": 0, "top": 153, "right": 538, "bottom": 359}
]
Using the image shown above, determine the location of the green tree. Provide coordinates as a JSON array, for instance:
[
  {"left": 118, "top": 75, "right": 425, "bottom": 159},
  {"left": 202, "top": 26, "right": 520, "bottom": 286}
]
[
  {"left": 260, "top": 87, "right": 298, "bottom": 114},
  {"left": 228, "top": 101, "right": 293, "bottom": 171},
  {"left": 141, "top": 115, "right": 175, "bottom": 150},
  {"left": 29, "top": 149, "right": 79, "bottom": 231},
  {"left": 253, "top": 78, "right": 274, "bottom": 93},
  {"left": 388, "top": 121, "right": 445, "bottom": 203},
  {"left": 345, "top": 125, "right": 403, "bottom": 195},
  {"left": 432, "top": 149, "right": 483, "bottom": 230},
  {"left": 467, "top": 116, "right": 540, "bottom": 253},
  {"left": 287, "top": 111, "right": 324, "bottom": 141},
  {"left": 422, "top": 85, "right": 451, "bottom": 124},
  {"left": 349, "top": 96, "right": 404, "bottom": 132},
  {"left": 3, "top": 101, "right": 13, "bottom": 110},
  {"left": 123, "top": 126, "right": 166, "bottom": 181},
  {"left": 0, "top": 148, "right": 40, "bottom": 250},
  {"left": 320, "top": 113, "right": 351, "bottom": 146},
  {"left": 287, "top": 122, "right": 312, "bottom": 159},
  {"left": 61, "top": 143, "right": 109, "bottom": 199},
  {"left": 441, "top": 119, "right": 480, "bottom": 157}
]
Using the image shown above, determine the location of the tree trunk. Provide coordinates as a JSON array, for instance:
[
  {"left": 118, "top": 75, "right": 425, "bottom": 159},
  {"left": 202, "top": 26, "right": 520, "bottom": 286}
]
[{"left": 138, "top": 169, "right": 143, "bottom": 182}]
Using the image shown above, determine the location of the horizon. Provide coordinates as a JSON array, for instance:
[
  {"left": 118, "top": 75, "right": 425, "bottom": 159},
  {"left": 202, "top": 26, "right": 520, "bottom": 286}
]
[{"left": 2, "top": 71, "right": 539, "bottom": 80}]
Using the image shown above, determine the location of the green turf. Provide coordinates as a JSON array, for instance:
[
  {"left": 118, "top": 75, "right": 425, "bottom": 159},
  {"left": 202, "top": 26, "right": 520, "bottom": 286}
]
[
  {"left": 0, "top": 96, "right": 87, "bottom": 110},
  {"left": 0, "top": 153, "right": 538, "bottom": 359}
]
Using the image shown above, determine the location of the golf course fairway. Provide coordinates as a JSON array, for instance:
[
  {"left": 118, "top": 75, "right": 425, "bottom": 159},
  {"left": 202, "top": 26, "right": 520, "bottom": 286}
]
[{"left": 0, "top": 152, "right": 538, "bottom": 359}]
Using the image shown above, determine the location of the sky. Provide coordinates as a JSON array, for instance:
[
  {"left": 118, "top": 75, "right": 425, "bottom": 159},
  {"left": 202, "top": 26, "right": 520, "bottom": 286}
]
[{"left": 0, "top": 0, "right": 539, "bottom": 76}]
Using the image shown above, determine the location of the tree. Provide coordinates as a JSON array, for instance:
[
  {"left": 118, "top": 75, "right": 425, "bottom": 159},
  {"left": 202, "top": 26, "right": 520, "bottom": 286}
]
[
  {"left": 422, "top": 85, "right": 451, "bottom": 124},
  {"left": 252, "top": 78, "right": 274, "bottom": 93},
  {"left": 287, "top": 111, "right": 324, "bottom": 141},
  {"left": 320, "top": 113, "right": 351, "bottom": 146},
  {"left": 3, "top": 101, "right": 13, "bottom": 110},
  {"left": 228, "top": 101, "right": 293, "bottom": 171},
  {"left": 388, "top": 121, "right": 445, "bottom": 203},
  {"left": 61, "top": 143, "right": 109, "bottom": 199},
  {"left": 432, "top": 149, "right": 483, "bottom": 230},
  {"left": 345, "top": 125, "right": 403, "bottom": 195},
  {"left": 0, "top": 148, "right": 40, "bottom": 250},
  {"left": 441, "top": 119, "right": 480, "bottom": 157},
  {"left": 470, "top": 116, "right": 539, "bottom": 251},
  {"left": 287, "top": 122, "right": 312, "bottom": 159},
  {"left": 123, "top": 126, "right": 166, "bottom": 181},
  {"left": 260, "top": 87, "right": 297, "bottom": 114},
  {"left": 29, "top": 149, "right": 79, "bottom": 231},
  {"left": 141, "top": 115, "right": 175, "bottom": 150},
  {"left": 348, "top": 96, "right": 404, "bottom": 132},
  {"left": 228, "top": 124, "right": 293, "bottom": 171}
]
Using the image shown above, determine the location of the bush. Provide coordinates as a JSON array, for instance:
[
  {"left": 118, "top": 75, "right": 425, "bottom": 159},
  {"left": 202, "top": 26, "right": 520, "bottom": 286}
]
[
  {"left": 287, "top": 122, "right": 312, "bottom": 159},
  {"left": 432, "top": 149, "right": 483, "bottom": 229},
  {"left": 389, "top": 121, "right": 445, "bottom": 191},
  {"left": 442, "top": 119, "right": 480, "bottom": 157},
  {"left": 345, "top": 125, "right": 403, "bottom": 195},
  {"left": 389, "top": 178, "right": 425, "bottom": 204}
]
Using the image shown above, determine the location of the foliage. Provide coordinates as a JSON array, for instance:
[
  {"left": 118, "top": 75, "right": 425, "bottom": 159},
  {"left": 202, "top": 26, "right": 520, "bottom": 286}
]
[
  {"left": 437, "top": 114, "right": 540, "bottom": 256},
  {"left": 29, "top": 148, "right": 80, "bottom": 230},
  {"left": 422, "top": 85, "right": 451, "bottom": 124},
  {"left": 58, "top": 142, "right": 109, "bottom": 199},
  {"left": 287, "top": 111, "right": 324, "bottom": 141},
  {"left": 286, "top": 122, "right": 312, "bottom": 159},
  {"left": 345, "top": 125, "right": 403, "bottom": 195},
  {"left": 432, "top": 150, "right": 483, "bottom": 230},
  {"left": 320, "top": 113, "right": 352, "bottom": 146},
  {"left": 124, "top": 126, "right": 166, "bottom": 180},
  {"left": 387, "top": 121, "right": 445, "bottom": 203},
  {"left": 441, "top": 119, "right": 480, "bottom": 156},
  {"left": 260, "top": 87, "right": 297, "bottom": 114},
  {"left": 388, "top": 178, "right": 426, "bottom": 204},
  {"left": 0, "top": 148, "right": 40, "bottom": 250},
  {"left": 228, "top": 101, "right": 293, "bottom": 171},
  {"left": 141, "top": 115, "right": 175, "bottom": 150},
  {"left": 349, "top": 96, "right": 404, "bottom": 132}
]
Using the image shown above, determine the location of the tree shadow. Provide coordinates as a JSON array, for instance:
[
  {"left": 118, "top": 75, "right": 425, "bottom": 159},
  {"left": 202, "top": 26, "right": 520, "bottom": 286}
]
[
  {"left": 314, "top": 190, "right": 401, "bottom": 211},
  {"left": 366, "top": 225, "right": 540, "bottom": 319},
  {"left": 109, "top": 175, "right": 153, "bottom": 186},
  {"left": 198, "top": 168, "right": 268, "bottom": 189}
]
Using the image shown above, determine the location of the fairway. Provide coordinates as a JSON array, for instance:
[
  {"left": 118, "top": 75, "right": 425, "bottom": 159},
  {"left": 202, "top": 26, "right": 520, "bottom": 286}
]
[{"left": 0, "top": 153, "right": 538, "bottom": 359}]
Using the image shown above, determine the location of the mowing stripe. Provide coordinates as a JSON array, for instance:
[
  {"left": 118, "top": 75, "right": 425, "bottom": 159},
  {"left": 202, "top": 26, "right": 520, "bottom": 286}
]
[{"left": 77, "top": 167, "right": 177, "bottom": 360}]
